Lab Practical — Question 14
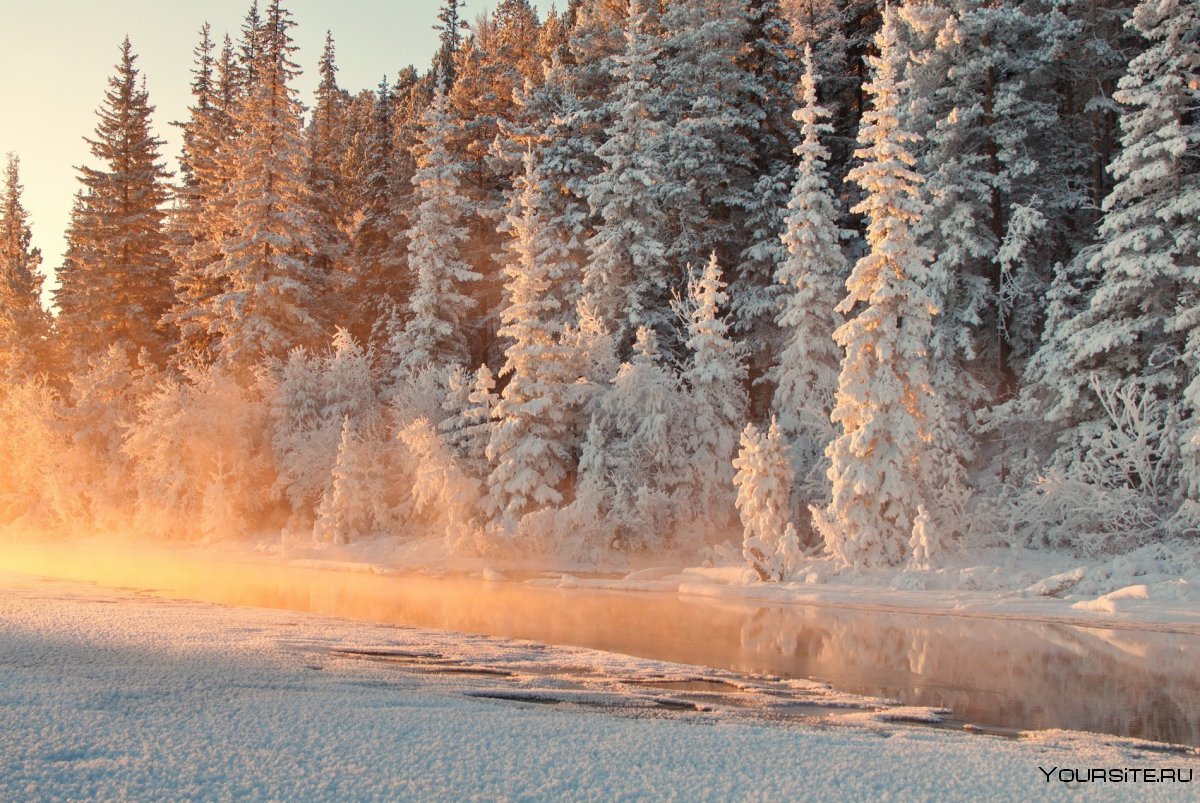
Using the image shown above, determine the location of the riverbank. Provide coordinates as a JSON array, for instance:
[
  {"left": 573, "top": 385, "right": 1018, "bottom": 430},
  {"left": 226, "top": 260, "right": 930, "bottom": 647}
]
[
  {"left": 287, "top": 533, "right": 1200, "bottom": 634},
  {"left": 266, "top": 528, "right": 1200, "bottom": 632},
  {"left": 5, "top": 531, "right": 1198, "bottom": 633}
]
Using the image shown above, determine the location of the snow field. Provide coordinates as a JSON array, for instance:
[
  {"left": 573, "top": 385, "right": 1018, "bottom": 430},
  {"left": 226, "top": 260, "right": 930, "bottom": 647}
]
[{"left": 1, "top": 572, "right": 1196, "bottom": 802}]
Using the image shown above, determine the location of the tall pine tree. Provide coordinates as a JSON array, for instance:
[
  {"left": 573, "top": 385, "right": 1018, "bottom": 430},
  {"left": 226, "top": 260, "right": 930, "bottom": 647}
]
[
  {"left": 734, "top": 0, "right": 801, "bottom": 385},
  {"left": 307, "top": 32, "right": 353, "bottom": 287},
  {"left": 350, "top": 78, "right": 410, "bottom": 348},
  {"left": 433, "top": 0, "right": 470, "bottom": 88},
  {"left": 770, "top": 47, "right": 848, "bottom": 490},
  {"left": 583, "top": 0, "right": 671, "bottom": 351},
  {"left": 207, "top": 0, "right": 326, "bottom": 372},
  {"left": 1048, "top": 0, "right": 1198, "bottom": 433},
  {"left": 1047, "top": 0, "right": 1200, "bottom": 501},
  {"left": 659, "top": 0, "right": 758, "bottom": 280},
  {"left": 54, "top": 38, "right": 173, "bottom": 365},
  {"left": 164, "top": 27, "right": 241, "bottom": 367},
  {"left": 486, "top": 153, "right": 576, "bottom": 530},
  {"left": 811, "top": 10, "right": 940, "bottom": 569},
  {"left": 386, "top": 80, "right": 479, "bottom": 378},
  {"left": 0, "top": 155, "right": 49, "bottom": 379}
]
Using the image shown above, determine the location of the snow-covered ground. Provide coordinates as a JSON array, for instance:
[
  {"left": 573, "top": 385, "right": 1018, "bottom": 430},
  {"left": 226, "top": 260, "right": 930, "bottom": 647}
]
[{"left": 1, "top": 570, "right": 1196, "bottom": 801}]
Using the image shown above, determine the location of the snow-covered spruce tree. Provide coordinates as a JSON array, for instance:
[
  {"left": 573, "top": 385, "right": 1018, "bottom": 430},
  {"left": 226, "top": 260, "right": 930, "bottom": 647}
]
[
  {"left": 584, "top": 326, "right": 690, "bottom": 550},
  {"left": 680, "top": 254, "right": 747, "bottom": 531},
  {"left": 1182, "top": 179, "right": 1200, "bottom": 520},
  {"left": 171, "top": 23, "right": 218, "bottom": 216},
  {"left": 659, "top": 0, "right": 759, "bottom": 290},
  {"left": 733, "top": 0, "right": 801, "bottom": 366},
  {"left": 1055, "top": 0, "right": 1143, "bottom": 220},
  {"left": 313, "top": 417, "right": 375, "bottom": 545},
  {"left": 208, "top": 1, "right": 326, "bottom": 373},
  {"left": 486, "top": 153, "right": 576, "bottom": 532},
  {"left": 496, "top": 52, "right": 591, "bottom": 320},
  {"left": 238, "top": 1, "right": 264, "bottom": 87},
  {"left": 163, "top": 28, "right": 240, "bottom": 368},
  {"left": 896, "top": 2, "right": 1078, "bottom": 510},
  {"left": 770, "top": 46, "right": 848, "bottom": 501},
  {"left": 0, "top": 154, "right": 49, "bottom": 380},
  {"left": 54, "top": 38, "right": 173, "bottom": 366},
  {"left": 778, "top": 0, "right": 855, "bottom": 166},
  {"left": 267, "top": 328, "right": 378, "bottom": 532},
  {"left": 1024, "top": 0, "right": 1199, "bottom": 514},
  {"left": 350, "top": 78, "right": 410, "bottom": 349},
  {"left": 583, "top": 0, "right": 672, "bottom": 351},
  {"left": 444, "top": 1, "right": 546, "bottom": 367},
  {"left": 327, "top": 87, "right": 372, "bottom": 207},
  {"left": 733, "top": 419, "right": 800, "bottom": 582},
  {"left": 440, "top": 363, "right": 499, "bottom": 487},
  {"left": 903, "top": 0, "right": 1076, "bottom": 382},
  {"left": 810, "top": 9, "right": 941, "bottom": 569},
  {"left": 306, "top": 32, "right": 353, "bottom": 294},
  {"left": 560, "top": 0, "right": 630, "bottom": 207},
  {"left": 386, "top": 79, "right": 479, "bottom": 380}
]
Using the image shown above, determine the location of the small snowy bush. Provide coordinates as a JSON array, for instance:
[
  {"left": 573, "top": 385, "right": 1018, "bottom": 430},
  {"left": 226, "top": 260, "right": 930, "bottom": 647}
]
[
  {"left": 397, "top": 417, "right": 484, "bottom": 552},
  {"left": 124, "top": 363, "right": 275, "bottom": 540},
  {"left": 61, "top": 345, "right": 158, "bottom": 530},
  {"left": 733, "top": 420, "right": 800, "bottom": 581},
  {"left": 0, "top": 379, "right": 71, "bottom": 526},
  {"left": 576, "top": 328, "right": 692, "bottom": 552},
  {"left": 266, "top": 331, "right": 382, "bottom": 531}
]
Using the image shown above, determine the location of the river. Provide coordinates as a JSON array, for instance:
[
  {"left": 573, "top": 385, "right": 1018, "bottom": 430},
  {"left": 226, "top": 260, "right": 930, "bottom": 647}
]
[{"left": 2, "top": 539, "right": 1197, "bottom": 746}]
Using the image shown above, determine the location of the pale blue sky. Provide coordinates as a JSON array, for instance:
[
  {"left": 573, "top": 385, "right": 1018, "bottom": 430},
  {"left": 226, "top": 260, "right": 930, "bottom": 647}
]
[{"left": 0, "top": 0, "right": 549, "bottom": 300}]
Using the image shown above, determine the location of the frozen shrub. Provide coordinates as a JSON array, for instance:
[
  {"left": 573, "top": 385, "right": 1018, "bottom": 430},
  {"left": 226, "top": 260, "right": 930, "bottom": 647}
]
[
  {"left": 313, "top": 418, "right": 377, "bottom": 544},
  {"left": 577, "top": 328, "right": 690, "bottom": 551},
  {"left": 124, "top": 363, "right": 275, "bottom": 540},
  {"left": 0, "top": 379, "right": 71, "bottom": 526},
  {"left": 397, "top": 418, "right": 484, "bottom": 552},
  {"left": 972, "top": 378, "right": 1187, "bottom": 557},
  {"left": 61, "top": 345, "right": 157, "bottom": 530},
  {"left": 733, "top": 420, "right": 799, "bottom": 581},
  {"left": 267, "top": 330, "right": 381, "bottom": 530}
]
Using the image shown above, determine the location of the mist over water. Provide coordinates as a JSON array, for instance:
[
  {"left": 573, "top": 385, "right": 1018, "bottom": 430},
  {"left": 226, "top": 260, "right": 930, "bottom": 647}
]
[{"left": 3, "top": 537, "right": 1198, "bottom": 747}]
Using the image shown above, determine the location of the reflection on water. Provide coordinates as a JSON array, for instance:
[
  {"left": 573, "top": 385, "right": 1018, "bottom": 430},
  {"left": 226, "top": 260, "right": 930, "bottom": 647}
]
[{"left": 3, "top": 540, "right": 1199, "bottom": 746}]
